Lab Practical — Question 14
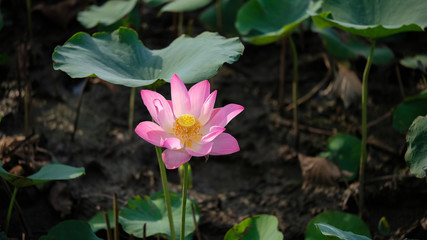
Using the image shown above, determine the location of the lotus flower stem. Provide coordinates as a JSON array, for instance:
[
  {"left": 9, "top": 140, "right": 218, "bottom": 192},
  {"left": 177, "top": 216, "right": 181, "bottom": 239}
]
[
  {"left": 180, "top": 162, "right": 190, "bottom": 240},
  {"left": 289, "top": 36, "right": 299, "bottom": 150},
  {"left": 129, "top": 87, "right": 136, "bottom": 136},
  {"left": 5, "top": 186, "right": 18, "bottom": 234},
  {"left": 359, "top": 39, "right": 376, "bottom": 216},
  {"left": 155, "top": 146, "right": 176, "bottom": 240}
]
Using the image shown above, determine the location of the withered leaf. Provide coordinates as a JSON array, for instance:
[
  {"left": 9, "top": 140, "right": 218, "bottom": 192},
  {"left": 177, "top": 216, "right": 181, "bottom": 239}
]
[
  {"left": 332, "top": 62, "right": 362, "bottom": 108},
  {"left": 298, "top": 153, "right": 353, "bottom": 189}
]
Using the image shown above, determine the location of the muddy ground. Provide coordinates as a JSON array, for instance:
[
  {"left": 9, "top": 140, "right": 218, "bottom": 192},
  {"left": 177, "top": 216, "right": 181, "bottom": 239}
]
[{"left": 1, "top": 1, "right": 427, "bottom": 239}]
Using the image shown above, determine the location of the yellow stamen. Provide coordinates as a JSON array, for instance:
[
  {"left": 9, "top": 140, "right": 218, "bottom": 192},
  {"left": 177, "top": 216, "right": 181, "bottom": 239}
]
[
  {"left": 177, "top": 114, "right": 196, "bottom": 127},
  {"left": 173, "top": 114, "right": 202, "bottom": 146}
]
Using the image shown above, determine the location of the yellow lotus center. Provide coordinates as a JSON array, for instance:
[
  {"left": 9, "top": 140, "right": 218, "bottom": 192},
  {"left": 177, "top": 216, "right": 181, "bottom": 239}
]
[{"left": 173, "top": 114, "right": 202, "bottom": 147}]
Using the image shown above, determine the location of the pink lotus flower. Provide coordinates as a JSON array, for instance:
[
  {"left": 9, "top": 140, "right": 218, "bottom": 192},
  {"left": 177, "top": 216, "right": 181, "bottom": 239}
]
[{"left": 135, "top": 74, "right": 244, "bottom": 169}]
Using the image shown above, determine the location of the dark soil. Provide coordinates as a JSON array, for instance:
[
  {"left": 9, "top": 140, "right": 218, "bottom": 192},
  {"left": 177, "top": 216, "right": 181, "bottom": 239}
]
[{"left": 1, "top": 1, "right": 427, "bottom": 240}]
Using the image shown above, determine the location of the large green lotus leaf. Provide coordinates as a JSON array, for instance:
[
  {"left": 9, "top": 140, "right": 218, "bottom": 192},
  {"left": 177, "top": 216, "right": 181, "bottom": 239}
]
[
  {"left": 312, "top": 26, "right": 394, "bottom": 65},
  {"left": 119, "top": 191, "right": 199, "bottom": 239},
  {"left": 77, "top": 0, "right": 138, "bottom": 28},
  {"left": 199, "top": 0, "right": 244, "bottom": 37},
  {"left": 224, "top": 215, "right": 283, "bottom": 240},
  {"left": 39, "top": 220, "right": 102, "bottom": 240},
  {"left": 160, "top": 0, "right": 212, "bottom": 13},
  {"left": 393, "top": 90, "right": 427, "bottom": 133},
  {"left": 400, "top": 54, "right": 427, "bottom": 69},
  {"left": 88, "top": 210, "right": 114, "bottom": 232},
  {"left": 315, "top": 223, "right": 371, "bottom": 240},
  {"left": 52, "top": 27, "right": 244, "bottom": 87},
  {"left": 311, "top": 0, "right": 427, "bottom": 39},
  {"left": 305, "top": 211, "right": 371, "bottom": 240},
  {"left": 0, "top": 163, "right": 85, "bottom": 188},
  {"left": 235, "top": 0, "right": 321, "bottom": 45},
  {"left": 325, "top": 134, "right": 361, "bottom": 181},
  {"left": 0, "top": 232, "right": 6, "bottom": 240},
  {"left": 405, "top": 116, "right": 427, "bottom": 178}
]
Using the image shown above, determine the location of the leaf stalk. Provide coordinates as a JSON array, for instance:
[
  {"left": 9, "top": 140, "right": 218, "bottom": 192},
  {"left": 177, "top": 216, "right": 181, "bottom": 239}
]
[{"left": 359, "top": 39, "right": 376, "bottom": 216}]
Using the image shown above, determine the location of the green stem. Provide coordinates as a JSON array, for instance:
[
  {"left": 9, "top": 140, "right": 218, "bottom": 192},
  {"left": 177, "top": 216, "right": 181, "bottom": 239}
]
[
  {"left": 278, "top": 38, "right": 287, "bottom": 108},
  {"left": 26, "top": 0, "right": 33, "bottom": 42},
  {"left": 359, "top": 39, "right": 376, "bottom": 217},
  {"left": 178, "top": 12, "right": 184, "bottom": 36},
  {"left": 289, "top": 36, "right": 299, "bottom": 150},
  {"left": 215, "top": 0, "right": 223, "bottom": 35},
  {"left": 24, "top": 84, "right": 30, "bottom": 138},
  {"left": 113, "top": 193, "right": 119, "bottom": 240},
  {"left": 5, "top": 187, "right": 18, "bottom": 234},
  {"left": 129, "top": 87, "right": 136, "bottom": 136},
  {"left": 180, "top": 163, "right": 190, "bottom": 240},
  {"left": 155, "top": 146, "right": 176, "bottom": 240}
]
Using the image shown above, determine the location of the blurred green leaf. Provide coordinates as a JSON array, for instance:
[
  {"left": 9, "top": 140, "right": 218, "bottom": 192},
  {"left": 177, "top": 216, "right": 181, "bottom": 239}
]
[
  {"left": 160, "top": 0, "right": 212, "bottom": 13},
  {"left": 400, "top": 55, "right": 427, "bottom": 69},
  {"left": 119, "top": 191, "right": 199, "bottom": 239},
  {"left": 311, "top": 0, "right": 427, "bottom": 39},
  {"left": 393, "top": 90, "right": 427, "bottom": 133},
  {"left": 312, "top": 26, "right": 394, "bottom": 65},
  {"left": 77, "top": 0, "right": 138, "bottom": 28},
  {"left": 0, "top": 53, "right": 10, "bottom": 65},
  {"left": 405, "top": 115, "right": 427, "bottom": 178},
  {"left": 88, "top": 210, "right": 114, "bottom": 232},
  {"left": 315, "top": 223, "right": 371, "bottom": 240},
  {"left": 97, "top": 6, "right": 140, "bottom": 32},
  {"left": 224, "top": 215, "right": 283, "bottom": 240},
  {"left": 40, "top": 220, "right": 101, "bottom": 240},
  {"left": 324, "top": 134, "right": 361, "bottom": 181},
  {"left": 52, "top": 27, "right": 244, "bottom": 87},
  {"left": 199, "top": 0, "right": 244, "bottom": 36},
  {"left": 144, "top": 0, "right": 169, "bottom": 7},
  {"left": 0, "top": 232, "right": 7, "bottom": 240},
  {"left": 235, "top": 0, "right": 321, "bottom": 45},
  {"left": 378, "top": 216, "right": 391, "bottom": 235},
  {"left": 0, "top": 164, "right": 85, "bottom": 188},
  {"left": 305, "top": 211, "right": 371, "bottom": 240}
]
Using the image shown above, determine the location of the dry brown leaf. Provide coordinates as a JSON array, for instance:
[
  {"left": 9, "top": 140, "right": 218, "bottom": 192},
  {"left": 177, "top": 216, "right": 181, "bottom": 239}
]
[
  {"left": 0, "top": 135, "right": 52, "bottom": 176},
  {"left": 298, "top": 153, "right": 353, "bottom": 189},
  {"left": 333, "top": 62, "right": 362, "bottom": 108}
]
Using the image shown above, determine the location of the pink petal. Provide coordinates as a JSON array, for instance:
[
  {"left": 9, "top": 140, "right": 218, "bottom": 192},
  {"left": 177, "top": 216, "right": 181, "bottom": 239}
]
[
  {"left": 162, "top": 149, "right": 192, "bottom": 169},
  {"left": 210, "top": 133, "right": 240, "bottom": 155},
  {"left": 135, "top": 121, "right": 170, "bottom": 147},
  {"left": 153, "top": 99, "right": 174, "bottom": 132},
  {"left": 162, "top": 137, "right": 183, "bottom": 150},
  {"left": 200, "top": 126, "right": 225, "bottom": 144},
  {"left": 203, "top": 104, "right": 244, "bottom": 130},
  {"left": 170, "top": 74, "right": 190, "bottom": 118},
  {"left": 198, "top": 91, "right": 217, "bottom": 126},
  {"left": 141, "top": 90, "right": 172, "bottom": 124},
  {"left": 188, "top": 80, "right": 210, "bottom": 118},
  {"left": 186, "top": 141, "right": 213, "bottom": 157}
]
